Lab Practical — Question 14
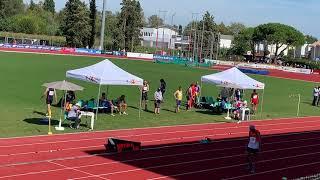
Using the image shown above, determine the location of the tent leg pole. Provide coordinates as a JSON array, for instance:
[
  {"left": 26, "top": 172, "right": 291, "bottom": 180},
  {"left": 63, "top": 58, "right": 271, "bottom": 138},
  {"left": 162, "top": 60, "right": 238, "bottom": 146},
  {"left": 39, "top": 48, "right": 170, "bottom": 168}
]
[
  {"left": 139, "top": 88, "right": 142, "bottom": 120},
  {"left": 260, "top": 88, "right": 265, "bottom": 119},
  {"left": 95, "top": 84, "right": 102, "bottom": 129},
  {"left": 56, "top": 90, "right": 66, "bottom": 131}
]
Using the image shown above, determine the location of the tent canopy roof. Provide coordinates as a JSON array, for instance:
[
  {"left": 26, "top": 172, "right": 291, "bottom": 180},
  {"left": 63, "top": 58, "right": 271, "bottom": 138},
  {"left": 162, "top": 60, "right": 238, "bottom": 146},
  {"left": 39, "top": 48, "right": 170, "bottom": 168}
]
[
  {"left": 66, "top": 59, "right": 143, "bottom": 86},
  {"left": 201, "top": 67, "right": 265, "bottom": 90}
]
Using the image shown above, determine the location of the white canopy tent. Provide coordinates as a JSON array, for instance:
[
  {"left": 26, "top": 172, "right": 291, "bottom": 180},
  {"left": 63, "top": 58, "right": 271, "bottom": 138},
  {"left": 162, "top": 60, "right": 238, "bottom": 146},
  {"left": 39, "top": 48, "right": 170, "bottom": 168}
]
[
  {"left": 201, "top": 67, "right": 265, "bottom": 90},
  {"left": 66, "top": 59, "right": 144, "bottom": 126},
  {"left": 201, "top": 67, "right": 266, "bottom": 116}
]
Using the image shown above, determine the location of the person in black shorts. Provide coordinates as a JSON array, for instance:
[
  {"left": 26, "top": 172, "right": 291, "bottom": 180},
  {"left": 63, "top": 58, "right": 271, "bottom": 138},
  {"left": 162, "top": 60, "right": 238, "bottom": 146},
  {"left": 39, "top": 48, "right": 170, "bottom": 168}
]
[
  {"left": 246, "top": 125, "right": 261, "bottom": 173},
  {"left": 41, "top": 88, "right": 57, "bottom": 117},
  {"left": 160, "top": 79, "right": 166, "bottom": 98},
  {"left": 141, "top": 80, "right": 149, "bottom": 111}
]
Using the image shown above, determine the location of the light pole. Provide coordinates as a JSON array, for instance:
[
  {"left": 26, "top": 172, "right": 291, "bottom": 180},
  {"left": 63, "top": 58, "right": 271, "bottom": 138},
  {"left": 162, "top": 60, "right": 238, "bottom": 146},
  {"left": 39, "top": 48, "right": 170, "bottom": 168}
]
[
  {"left": 99, "top": 0, "right": 107, "bottom": 51},
  {"left": 169, "top": 13, "right": 176, "bottom": 54},
  {"left": 161, "top": 10, "right": 168, "bottom": 52}
]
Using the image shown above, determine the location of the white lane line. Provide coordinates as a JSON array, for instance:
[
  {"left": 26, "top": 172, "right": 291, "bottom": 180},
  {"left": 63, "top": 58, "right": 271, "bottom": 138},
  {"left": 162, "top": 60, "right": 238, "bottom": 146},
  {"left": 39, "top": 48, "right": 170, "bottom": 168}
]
[
  {"left": 222, "top": 162, "right": 320, "bottom": 180},
  {"left": 48, "top": 161, "right": 108, "bottom": 180},
  {"left": 1, "top": 121, "right": 320, "bottom": 158},
  {"left": 1, "top": 115, "right": 318, "bottom": 141},
  {"left": 1, "top": 124, "right": 320, "bottom": 168},
  {"left": 147, "top": 152, "right": 320, "bottom": 180},
  {"left": 57, "top": 144, "right": 320, "bottom": 180},
  {"left": 1, "top": 117, "right": 319, "bottom": 149},
  {"left": 1, "top": 136, "right": 320, "bottom": 179}
]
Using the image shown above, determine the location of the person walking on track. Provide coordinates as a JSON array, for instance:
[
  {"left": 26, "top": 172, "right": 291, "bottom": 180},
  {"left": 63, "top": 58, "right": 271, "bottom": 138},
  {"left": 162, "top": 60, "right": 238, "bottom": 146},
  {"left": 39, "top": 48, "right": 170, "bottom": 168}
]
[{"left": 246, "top": 125, "right": 261, "bottom": 174}]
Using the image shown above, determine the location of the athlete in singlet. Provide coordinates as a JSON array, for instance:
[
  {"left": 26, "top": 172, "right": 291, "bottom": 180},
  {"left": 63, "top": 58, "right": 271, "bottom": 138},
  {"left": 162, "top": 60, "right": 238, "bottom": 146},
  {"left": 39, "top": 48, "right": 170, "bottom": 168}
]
[
  {"left": 41, "top": 88, "right": 57, "bottom": 117},
  {"left": 247, "top": 125, "right": 261, "bottom": 173},
  {"left": 251, "top": 90, "right": 259, "bottom": 114},
  {"left": 141, "top": 80, "right": 149, "bottom": 111}
]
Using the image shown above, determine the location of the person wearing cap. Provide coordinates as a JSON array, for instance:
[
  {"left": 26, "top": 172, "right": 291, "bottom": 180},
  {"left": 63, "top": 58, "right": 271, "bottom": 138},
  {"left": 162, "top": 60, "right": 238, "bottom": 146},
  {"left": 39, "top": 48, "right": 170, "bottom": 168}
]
[
  {"left": 67, "top": 103, "right": 81, "bottom": 129},
  {"left": 154, "top": 88, "right": 163, "bottom": 114},
  {"left": 246, "top": 125, "right": 261, "bottom": 173}
]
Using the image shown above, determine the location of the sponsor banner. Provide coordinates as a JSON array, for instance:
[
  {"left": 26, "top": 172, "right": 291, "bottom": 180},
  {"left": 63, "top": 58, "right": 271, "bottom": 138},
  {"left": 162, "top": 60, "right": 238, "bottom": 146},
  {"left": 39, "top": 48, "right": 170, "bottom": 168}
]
[
  {"left": 127, "top": 52, "right": 153, "bottom": 59},
  {"left": 75, "top": 48, "right": 101, "bottom": 54},
  {"left": 153, "top": 55, "right": 174, "bottom": 61},
  {"left": 61, "top": 47, "right": 76, "bottom": 53}
]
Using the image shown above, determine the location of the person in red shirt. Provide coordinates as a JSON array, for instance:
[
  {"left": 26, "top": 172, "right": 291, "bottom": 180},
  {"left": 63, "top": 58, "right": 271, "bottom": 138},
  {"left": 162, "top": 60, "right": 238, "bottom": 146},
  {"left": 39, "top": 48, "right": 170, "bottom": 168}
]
[
  {"left": 246, "top": 125, "right": 261, "bottom": 173},
  {"left": 250, "top": 90, "right": 259, "bottom": 114}
]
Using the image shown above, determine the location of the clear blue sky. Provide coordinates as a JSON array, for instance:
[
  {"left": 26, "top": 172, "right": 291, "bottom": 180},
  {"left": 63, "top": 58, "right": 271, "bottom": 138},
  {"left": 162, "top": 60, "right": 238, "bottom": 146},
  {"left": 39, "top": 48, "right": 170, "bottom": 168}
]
[{"left": 26, "top": 0, "right": 320, "bottom": 38}]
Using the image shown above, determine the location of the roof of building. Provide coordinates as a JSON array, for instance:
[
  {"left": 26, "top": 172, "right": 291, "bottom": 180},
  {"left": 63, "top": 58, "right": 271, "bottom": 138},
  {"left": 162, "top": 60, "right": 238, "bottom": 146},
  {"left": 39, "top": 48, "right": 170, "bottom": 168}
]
[
  {"left": 311, "top": 40, "right": 320, "bottom": 47},
  {"left": 220, "top": 34, "right": 234, "bottom": 40}
]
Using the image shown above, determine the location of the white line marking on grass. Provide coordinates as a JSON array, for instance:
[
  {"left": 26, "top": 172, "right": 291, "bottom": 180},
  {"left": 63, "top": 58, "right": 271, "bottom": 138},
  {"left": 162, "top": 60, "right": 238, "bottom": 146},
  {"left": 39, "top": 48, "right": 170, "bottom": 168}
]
[
  {"left": 1, "top": 133, "right": 320, "bottom": 179},
  {"left": 70, "top": 145, "right": 320, "bottom": 180},
  {"left": 1, "top": 117, "right": 320, "bottom": 148}
]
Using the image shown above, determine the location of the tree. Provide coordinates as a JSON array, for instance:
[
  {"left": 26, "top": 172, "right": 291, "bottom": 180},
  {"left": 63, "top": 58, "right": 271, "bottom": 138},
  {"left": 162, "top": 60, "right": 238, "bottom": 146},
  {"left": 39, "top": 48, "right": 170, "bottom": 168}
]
[
  {"left": 305, "top": 35, "right": 318, "bottom": 44},
  {"left": 116, "top": 0, "right": 144, "bottom": 50},
  {"left": 0, "top": 0, "right": 24, "bottom": 19},
  {"left": 29, "top": 0, "right": 36, "bottom": 11},
  {"left": 43, "top": 0, "right": 55, "bottom": 14},
  {"left": 254, "top": 23, "right": 305, "bottom": 60},
  {"left": 227, "top": 22, "right": 246, "bottom": 35},
  {"left": 60, "top": 0, "right": 91, "bottom": 47},
  {"left": 197, "top": 11, "right": 217, "bottom": 59},
  {"left": 217, "top": 22, "right": 230, "bottom": 35},
  {"left": 178, "top": 25, "right": 182, "bottom": 35},
  {"left": 88, "top": 0, "right": 96, "bottom": 48},
  {"left": 147, "top": 14, "right": 163, "bottom": 28},
  {"left": 232, "top": 27, "right": 256, "bottom": 57}
]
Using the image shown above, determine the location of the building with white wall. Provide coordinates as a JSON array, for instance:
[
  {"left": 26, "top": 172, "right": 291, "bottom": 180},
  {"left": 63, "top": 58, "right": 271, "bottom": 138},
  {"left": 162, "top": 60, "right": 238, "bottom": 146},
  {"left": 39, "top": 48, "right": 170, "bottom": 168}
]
[
  {"left": 310, "top": 41, "right": 320, "bottom": 60},
  {"left": 294, "top": 44, "right": 312, "bottom": 58},
  {"left": 141, "top": 27, "right": 178, "bottom": 49},
  {"left": 219, "top": 35, "right": 233, "bottom": 49},
  {"left": 255, "top": 43, "right": 289, "bottom": 57}
]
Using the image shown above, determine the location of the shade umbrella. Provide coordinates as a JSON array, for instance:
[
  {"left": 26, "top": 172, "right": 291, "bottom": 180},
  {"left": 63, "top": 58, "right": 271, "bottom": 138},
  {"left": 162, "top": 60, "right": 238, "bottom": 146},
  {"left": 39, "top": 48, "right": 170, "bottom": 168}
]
[{"left": 42, "top": 80, "right": 84, "bottom": 131}]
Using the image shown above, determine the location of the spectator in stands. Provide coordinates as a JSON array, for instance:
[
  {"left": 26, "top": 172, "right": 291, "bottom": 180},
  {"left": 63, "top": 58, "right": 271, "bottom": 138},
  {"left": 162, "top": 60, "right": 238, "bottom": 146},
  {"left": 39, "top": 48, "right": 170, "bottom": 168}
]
[
  {"left": 251, "top": 90, "right": 259, "bottom": 114},
  {"left": 174, "top": 86, "right": 183, "bottom": 113},
  {"left": 141, "top": 80, "right": 150, "bottom": 111},
  {"left": 100, "top": 92, "right": 115, "bottom": 116},
  {"left": 312, "top": 86, "right": 320, "bottom": 106},
  {"left": 246, "top": 125, "right": 262, "bottom": 174},
  {"left": 160, "top": 79, "right": 167, "bottom": 98},
  {"left": 67, "top": 103, "right": 81, "bottom": 129},
  {"left": 116, "top": 95, "right": 127, "bottom": 115},
  {"left": 154, "top": 88, "right": 163, "bottom": 114}
]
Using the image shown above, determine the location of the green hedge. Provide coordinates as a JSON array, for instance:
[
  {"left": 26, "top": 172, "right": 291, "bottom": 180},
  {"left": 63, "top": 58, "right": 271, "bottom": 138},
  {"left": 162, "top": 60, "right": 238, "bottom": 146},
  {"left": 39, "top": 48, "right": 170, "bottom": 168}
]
[
  {"left": 0, "top": 31, "right": 66, "bottom": 45},
  {"left": 282, "top": 57, "right": 319, "bottom": 69}
]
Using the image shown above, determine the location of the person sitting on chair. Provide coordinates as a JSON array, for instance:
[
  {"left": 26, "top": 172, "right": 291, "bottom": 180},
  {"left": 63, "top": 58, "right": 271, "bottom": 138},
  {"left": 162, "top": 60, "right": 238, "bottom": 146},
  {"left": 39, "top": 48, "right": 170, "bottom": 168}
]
[
  {"left": 100, "top": 92, "right": 115, "bottom": 116},
  {"left": 67, "top": 103, "right": 81, "bottom": 129},
  {"left": 116, "top": 95, "right": 128, "bottom": 115}
]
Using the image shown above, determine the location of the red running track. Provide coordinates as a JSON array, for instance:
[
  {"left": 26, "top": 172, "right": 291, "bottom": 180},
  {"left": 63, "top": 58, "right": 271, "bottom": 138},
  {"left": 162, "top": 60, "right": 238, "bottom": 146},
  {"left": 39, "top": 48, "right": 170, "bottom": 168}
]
[
  {"left": 212, "top": 65, "right": 320, "bottom": 83},
  {"left": 1, "top": 116, "right": 320, "bottom": 180}
]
